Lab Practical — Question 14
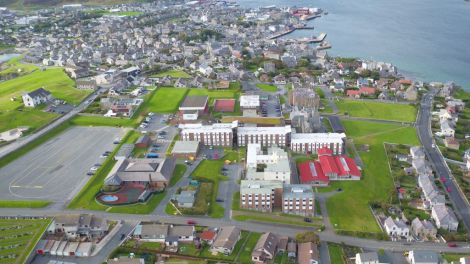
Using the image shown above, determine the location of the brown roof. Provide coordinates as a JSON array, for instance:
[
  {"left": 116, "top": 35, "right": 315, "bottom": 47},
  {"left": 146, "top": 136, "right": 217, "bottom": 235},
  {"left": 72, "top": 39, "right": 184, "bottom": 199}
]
[
  {"left": 179, "top": 95, "right": 208, "bottom": 109},
  {"left": 297, "top": 242, "right": 319, "bottom": 264}
]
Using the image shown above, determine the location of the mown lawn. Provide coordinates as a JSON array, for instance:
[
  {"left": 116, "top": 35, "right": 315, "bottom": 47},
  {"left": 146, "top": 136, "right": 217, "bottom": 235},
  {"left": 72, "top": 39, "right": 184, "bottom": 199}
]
[
  {"left": 0, "top": 218, "right": 51, "bottom": 264},
  {"left": 71, "top": 115, "right": 136, "bottom": 127},
  {"left": 325, "top": 120, "right": 419, "bottom": 234},
  {"left": 152, "top": 69, "right": 191, "bottom": 78},
  {"left": 0, "top": 67, "right": 90, "bottom": 111},
  {"left": 187, "top": 88, "right": 239, "bottom": 105},
  {"left": 256, "top": 83, "right": 277, "bottom": 92},
  {"left": 0, "top": 56, "right": 38, "bottom": 77},
  {"left": 0, "top": 200, "right": 50, "bottom": 208},
  {"left": 335, "top": 100, "right": 417, "bottom": 122},
  {"left": 147, "top": 87, "right": 188, "bottom": 113},
  {"left": 442, "top": 253, "right": 470, "bottom": 262}
]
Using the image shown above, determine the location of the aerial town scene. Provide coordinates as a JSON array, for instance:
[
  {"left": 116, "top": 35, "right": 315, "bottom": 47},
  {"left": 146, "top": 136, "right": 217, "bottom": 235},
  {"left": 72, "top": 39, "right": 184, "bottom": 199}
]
[{"left": 0, "top": 0, "right": 470, "bottom": 263}]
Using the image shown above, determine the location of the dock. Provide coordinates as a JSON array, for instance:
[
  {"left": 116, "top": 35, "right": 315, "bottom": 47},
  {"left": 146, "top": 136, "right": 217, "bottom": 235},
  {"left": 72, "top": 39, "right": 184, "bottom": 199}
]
[{"left": 268, "top": 25, "right": 315, "bottom": 40}]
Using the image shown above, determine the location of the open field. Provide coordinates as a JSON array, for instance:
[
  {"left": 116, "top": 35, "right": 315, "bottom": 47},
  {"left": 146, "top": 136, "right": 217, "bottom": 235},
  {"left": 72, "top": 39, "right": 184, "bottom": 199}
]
[
  {"left": 335, "top": 100, "right": 417, "bottom": 122},
  {"left": 187, "top": 88, "right": 239, "bottom": 105},
  {"left": 0, "top": 107, "right": 59, "bottom": 133},
  {"left": 0, "top": 68, "right": 89, "bottom": 111},
  {"left": 0, "top": 126, "right": 126, "bottom": 203},
  {"left": 0, "top": 56, "right": 38, "bottom": 77},
  {"left": 152, "top": 69, "right": 191, "bottom": 78},
  {"left": 0, "top": 218, "right": 51, "bottom": 264},
  {"left": 256, "top": 83, "right": 277, "bottom": 92},
  {"left": 169, "top": 164, "right": 187, "bottom": 187},
  {"left": 325, "top": 120, "right": 419, "bottom": 234},
  {"left": 147, "top": 87, "right": 188, "bottom": 113}
]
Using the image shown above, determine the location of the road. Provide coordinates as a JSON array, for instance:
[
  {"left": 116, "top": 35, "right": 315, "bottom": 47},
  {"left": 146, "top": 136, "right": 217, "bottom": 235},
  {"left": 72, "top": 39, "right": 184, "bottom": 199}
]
[
  {"left": 0, "top": 88, "right": 104, "bottom": 160},
  {"left": 416, "top": 90, "right": 470, "bottom": 234},
  {"left": 1, "top": 207, "right": 469, "bottom": 255}
]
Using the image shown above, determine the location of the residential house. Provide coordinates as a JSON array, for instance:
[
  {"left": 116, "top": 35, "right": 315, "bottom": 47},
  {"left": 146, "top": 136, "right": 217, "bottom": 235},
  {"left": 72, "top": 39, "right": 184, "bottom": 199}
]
[
  {"left": 22, "top": 88, "right": 52, "bottom": 107},
  {"left": 171, "top": 190, "right": 196, "bottom": 208},
  {"left": 408, "top": 250, "right": 439, "bottom": 264},
  {"left": 211, "top": 226, "right": 241, "bottom": 255},
  {"left": 411, "top": 218, "right": 437, "bottom": 240},
  {"left": 53, "top": 214, "right": 108, "bottom": 240},
  {"left": 383, "top": 217, "right": 409, "bottom": 238},
  {"left": 355, "top": 252, "right": 381, "bottom": 264},
  {"left": 431, "top": 204, "right": 459, "bottom": 231},
  {"left": 252, "top": 232, "right": 280, "bottom": 263},
  {"left": 297, "top": 242, "right": 319, "bottom": 264}
]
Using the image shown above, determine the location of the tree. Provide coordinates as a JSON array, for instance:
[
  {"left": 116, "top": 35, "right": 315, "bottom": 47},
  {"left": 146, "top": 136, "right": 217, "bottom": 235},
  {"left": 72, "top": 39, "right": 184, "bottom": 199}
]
[{"left": 295, "top": 231, "right": 320, "bottom": 244}]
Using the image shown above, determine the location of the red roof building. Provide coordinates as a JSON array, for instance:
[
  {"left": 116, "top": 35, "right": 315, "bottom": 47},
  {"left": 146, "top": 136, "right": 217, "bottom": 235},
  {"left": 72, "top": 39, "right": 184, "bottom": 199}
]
[
  {"left": 298, "top": 147, "right": 361, "bottom": 186},
  {"left": 200, "top": 230, "right": 217, "bottom": 244}
]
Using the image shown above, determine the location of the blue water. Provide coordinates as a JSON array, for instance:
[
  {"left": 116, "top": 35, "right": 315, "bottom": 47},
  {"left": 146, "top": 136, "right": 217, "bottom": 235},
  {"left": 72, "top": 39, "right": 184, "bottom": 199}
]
[{"left": 237, "top": 0, "right": 470, "bottom": 90}]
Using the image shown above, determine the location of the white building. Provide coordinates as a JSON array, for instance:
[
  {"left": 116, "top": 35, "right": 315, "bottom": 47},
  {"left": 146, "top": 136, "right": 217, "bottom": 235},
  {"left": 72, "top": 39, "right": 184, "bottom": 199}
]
[
  {"left": 355, "top": 252, "right": 383, "bottom": 264},
  {"left": 408, "top": 250, "right": 439, "bottom": 264},
  {"left": 179, "top": 122, "right": 237, "bottom": 147},
  {"left": 240, "top": 95, "right": 260, "bottom": 109},
  {"left": 383, "top": 216, "right": 409, "bottom": 238},
  {"left": 246, "top": 144, "right": 291, "bottom": 183},
  {"left": 22, "top": 88, "right": 52, "bottom": 107},
  {"left": 237, "top": 126, "right": 291, "bottom": 147},
  {"left": 290, "top": 133, "right": 345, "bottom": 154}
]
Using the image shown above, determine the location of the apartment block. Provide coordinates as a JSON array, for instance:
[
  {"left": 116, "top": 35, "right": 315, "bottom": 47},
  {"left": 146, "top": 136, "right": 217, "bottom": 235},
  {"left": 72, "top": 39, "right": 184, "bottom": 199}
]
[
  {"left": 179, "top": 121, "right": 237, "bottom": 147},
  {"left": 282, "top": 184, "right": 315, "bottom": 216},
  {"left": 240, "top": 180, "right": 283, "bottom": 212},
  {"left": 237, "top": 126, "right": 292, "bottom": 147},
  {"left": 290, "top": 133, "right": 345, "bottom": 154}
]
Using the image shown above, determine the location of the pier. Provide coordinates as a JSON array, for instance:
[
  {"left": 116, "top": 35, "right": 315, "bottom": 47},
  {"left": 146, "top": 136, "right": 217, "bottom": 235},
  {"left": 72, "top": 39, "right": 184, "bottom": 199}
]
[{"left": 268, "top": 25, "right": 315, "bottom": 40}]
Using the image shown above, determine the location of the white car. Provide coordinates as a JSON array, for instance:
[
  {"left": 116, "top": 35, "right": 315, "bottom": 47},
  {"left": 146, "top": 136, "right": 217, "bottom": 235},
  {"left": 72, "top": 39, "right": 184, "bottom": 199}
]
[{"left": 90, "top": 166, "right": 99, "bottom": 172}]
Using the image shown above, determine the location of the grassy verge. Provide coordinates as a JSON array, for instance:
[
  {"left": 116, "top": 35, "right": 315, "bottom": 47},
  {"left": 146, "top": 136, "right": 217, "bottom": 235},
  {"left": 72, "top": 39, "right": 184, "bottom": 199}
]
[
  {"left": 237, "top": 232, "right": 262, "bottom": 263},
  {"left": 326, "top": 120, "right": 419, "bottom": 233},
  {"left": 0, "top": 200, "right": 51, "bottom": 208},
  {"left": 336, "top": 100, "right": 417, "bottom": 122},
  {"left": 256, "top": 83, "right": 277, "bottom": 92},
  {"left": 107, "top": 192, "right": 166, "bottom": 214},
  {"left": 232, "top": 210, "right": 323, "bottom": 228},
  {"left": 442, "top": 253, "right": 470, "bottom": 262},
  {"left": 169, "top": 164, "right": 187, "bottom": 187}
]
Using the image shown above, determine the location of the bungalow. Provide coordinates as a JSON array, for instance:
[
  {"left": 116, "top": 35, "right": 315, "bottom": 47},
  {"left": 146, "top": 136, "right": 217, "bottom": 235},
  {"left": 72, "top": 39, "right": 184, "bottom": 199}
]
[
  {"left": 22, "top": 88, "right": 52, "bottom": 107},
  {"left": 444, "top": 137, "right": 460, "bottom": 150},
  {"left": 211, "top": 226, "right": 241, "bottom": 255},
  {"left": 408, "top": 250, "right": 439, "bottom": 264},
  {"left": 199, "top": 230, "right": 217, "bottom": 245}
]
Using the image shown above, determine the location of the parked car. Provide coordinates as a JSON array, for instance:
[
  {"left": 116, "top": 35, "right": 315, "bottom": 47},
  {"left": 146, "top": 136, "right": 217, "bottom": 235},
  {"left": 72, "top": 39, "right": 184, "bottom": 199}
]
[
  {"left": 90, "top": 166, "right": 99, "bottom": 172},
  {"left": 159, "top": 131, "right": 167, "bottom": 135},
  {"left": 187, "top": 220, "right": 196, "bottom": 225},
  {"left": 94, "top": 163, "right": 102, "bottom": 167},
  {"left": 157, "top": 135, "right": 165, "bottom": 139},
  {"left": 447, "top": 242, "right": 457, "bottom": 247},
  {"left": 216, "top": 199, "right": 224, "bottom": 202},
  {"left": 120, "top": 234, "right": 126, "bottom": 240},
  {"left": 304, "top": 218, "right": 312, "bottom": 223},
  {"left": 86, "top": 172, "right": 95, "bottom": 176},
  {"left": 148, "top": 112, "right": 155, "bottom": 116}
]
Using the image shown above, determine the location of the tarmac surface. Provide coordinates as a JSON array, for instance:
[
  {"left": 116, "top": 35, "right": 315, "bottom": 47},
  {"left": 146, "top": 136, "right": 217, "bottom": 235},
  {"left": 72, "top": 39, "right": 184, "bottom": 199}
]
[{"left": 0, "top": 126, "right": 126, "bottom": 202}]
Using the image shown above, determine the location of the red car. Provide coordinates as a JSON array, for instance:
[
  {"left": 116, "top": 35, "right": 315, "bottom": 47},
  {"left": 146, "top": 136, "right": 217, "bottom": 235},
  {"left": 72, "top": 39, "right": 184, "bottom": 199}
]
[
  {"left": 447, "top": 187, "right": 452, "bottom": 192},
  {"left": 441, "top": 177, "right": 446, "bottom": 182},
  {"left": 187, "top": 220, "right": 196, "bottom": 225},
  {"left": 447, "top": 242, "right": 457, "bottom": 247}
]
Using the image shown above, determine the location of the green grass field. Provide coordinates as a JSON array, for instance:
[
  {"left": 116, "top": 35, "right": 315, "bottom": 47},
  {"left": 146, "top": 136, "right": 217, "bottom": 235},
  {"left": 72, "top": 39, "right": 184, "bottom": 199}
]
[
  {"left": 147, "top": 87, "right": 189, "bottom": 113},
  {"left": 325, "top": 120, "right": 419, "bottom": 234},
  {"left": 0, "top": 107, "right": 59, "bottom": 133},
  {"left": 237, "top": 232, "right": 261, "bottom": 263},
  {"left": 0, "top": 68, "right": 89, "bottom": 111},
  {"left": 152, "top": 69, "right": 191, "bottom": 78},
  {"left": 0, "top": 56, "right": 38, "bottom": 77},
  {"left": 0, "top": 200, "right": 50, "bottom": 208},
  {"left": 256, "top": 83, "right": 277, "bottom": 92},
  {"left": 335, "top": 100, "right": 417, "bottom": 122},
  {"left": 0, "top": 218, "right": 51, "bottom": 264},
  {"left": 71, "top": 115, "right": 136, "bottom": 127},
  {"left": 187, "top": 88, "right": 239, "bottom": 105}
]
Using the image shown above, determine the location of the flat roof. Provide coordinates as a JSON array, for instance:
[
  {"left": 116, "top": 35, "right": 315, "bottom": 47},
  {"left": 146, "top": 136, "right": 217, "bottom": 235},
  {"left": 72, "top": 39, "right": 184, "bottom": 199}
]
[
  {"left": 172, "top": 141, "right": 199, "bottom": 154},
  {"left": 179, "top": 95, "right": 208, "bottom": 110}
]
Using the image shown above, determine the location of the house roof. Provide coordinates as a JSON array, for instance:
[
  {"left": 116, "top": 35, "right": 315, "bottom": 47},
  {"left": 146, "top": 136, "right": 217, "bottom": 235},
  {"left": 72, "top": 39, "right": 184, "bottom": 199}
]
[
  {"left": 298, "top": 161, "right": 329, "bottom": 184},
  {"left": 297, "top": 242, "right": 319, "bottom": 264},
  {"left": 25, "top": 87, "right": 51, "bottom": 98},
  {"left": 212, "top": 226, "right": 240, "bottom": 249},
  {"left": 254, "top": 232, "right": 279, "bottom": 257},
  {"left": 200, "top": 230, "right": 216, "bottom": 241}
]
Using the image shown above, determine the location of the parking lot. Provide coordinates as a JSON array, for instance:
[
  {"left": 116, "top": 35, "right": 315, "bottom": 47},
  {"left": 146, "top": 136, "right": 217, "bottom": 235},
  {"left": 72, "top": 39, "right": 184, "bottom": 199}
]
[
  {"left": 260, "top": 95, "right": 282, "bottom": 117},
  {"left": 136, "top": 113, "right": 178, "bottom": 158},
  {"left": 0, "top": 126, "right": 127, "bottom": 202}
]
